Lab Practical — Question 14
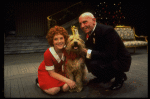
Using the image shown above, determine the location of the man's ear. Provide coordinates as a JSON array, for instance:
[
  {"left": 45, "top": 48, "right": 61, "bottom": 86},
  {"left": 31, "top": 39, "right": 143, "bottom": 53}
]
[{"left": 92, "top": 18, "right": 96, "bottom": 22}]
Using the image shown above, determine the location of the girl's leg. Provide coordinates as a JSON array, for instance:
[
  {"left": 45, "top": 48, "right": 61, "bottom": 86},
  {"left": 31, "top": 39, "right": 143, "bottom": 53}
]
[
  {"left": 44, "top": 87, "right": 60, "bottom": 95},
  {"left": 61, "top": 83, "right": 69, "bottom": 92}
]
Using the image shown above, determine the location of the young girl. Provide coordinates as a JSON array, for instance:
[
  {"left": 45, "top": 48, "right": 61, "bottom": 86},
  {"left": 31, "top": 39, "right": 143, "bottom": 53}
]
[{"left": 36, "top": 26, "right": 76, "bottom": 95}]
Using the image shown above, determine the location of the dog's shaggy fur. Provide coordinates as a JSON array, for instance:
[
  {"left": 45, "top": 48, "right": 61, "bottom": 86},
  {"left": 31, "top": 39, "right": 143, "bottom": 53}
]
[{"left": 65, "top": 34, "right": 86, "bottom": 92}]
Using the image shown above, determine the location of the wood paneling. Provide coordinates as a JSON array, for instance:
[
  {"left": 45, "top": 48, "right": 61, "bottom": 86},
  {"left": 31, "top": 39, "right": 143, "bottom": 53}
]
[{"left": 14, "top": 2, "right": 79, "bottom": 36}]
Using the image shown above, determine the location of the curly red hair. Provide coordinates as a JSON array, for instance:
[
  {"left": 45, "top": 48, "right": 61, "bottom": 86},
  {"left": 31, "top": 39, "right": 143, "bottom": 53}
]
[{"left": 46, "top": 26, "right": 69, "bottom": 46}]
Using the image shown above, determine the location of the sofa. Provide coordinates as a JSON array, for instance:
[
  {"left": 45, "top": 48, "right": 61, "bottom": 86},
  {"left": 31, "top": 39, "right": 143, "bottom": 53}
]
[{"left": 114, "top": 26, "right": 148, "bottom": 53}]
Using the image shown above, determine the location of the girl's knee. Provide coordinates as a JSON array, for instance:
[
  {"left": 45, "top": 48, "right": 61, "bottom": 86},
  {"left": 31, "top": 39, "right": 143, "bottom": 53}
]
[
  {"left": 62, "top": 83, "right": 69, "bottom": 92},
  {"left": 44, "top": 87, "right": 60, "bottom": 95}
]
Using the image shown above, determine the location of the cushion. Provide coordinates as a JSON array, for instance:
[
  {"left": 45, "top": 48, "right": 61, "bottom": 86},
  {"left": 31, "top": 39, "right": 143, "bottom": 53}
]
[
  {"left": 123, "top": 41, "right": 148, "bottom": 47},
  {"left": 115, "top": 28, "right": 135, "bottom": 40}
]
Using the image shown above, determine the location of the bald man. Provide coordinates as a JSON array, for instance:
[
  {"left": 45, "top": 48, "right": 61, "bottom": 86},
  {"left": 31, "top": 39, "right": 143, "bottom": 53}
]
[{"left": 79, "top": 12, "right": 131, "bottom": 90}]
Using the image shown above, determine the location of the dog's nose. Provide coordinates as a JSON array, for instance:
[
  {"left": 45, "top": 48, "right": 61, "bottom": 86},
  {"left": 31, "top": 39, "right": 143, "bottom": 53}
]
[{"left": 74, "top": 41, "right": 78, "bottom": 46}]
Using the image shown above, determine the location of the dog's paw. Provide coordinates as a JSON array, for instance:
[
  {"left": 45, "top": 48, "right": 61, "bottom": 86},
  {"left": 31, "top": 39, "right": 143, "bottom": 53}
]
[
  {"left": 76, "top": 87, "right": 83, "bottom": 92},
  {"left": 69, "top": 89, "right": 76, "bottom": 92}
]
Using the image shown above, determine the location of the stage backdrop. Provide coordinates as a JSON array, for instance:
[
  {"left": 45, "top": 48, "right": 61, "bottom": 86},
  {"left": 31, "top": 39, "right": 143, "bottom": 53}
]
[{"left": 14, "top": 1, "right": 80, "bottom": 36}]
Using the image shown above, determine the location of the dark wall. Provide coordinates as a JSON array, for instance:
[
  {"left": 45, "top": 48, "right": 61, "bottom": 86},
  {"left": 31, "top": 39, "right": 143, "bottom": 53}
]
[
  {"left": 4, "top": 1, "right": 148, "bottom": 36},
  {"left": 122, "top": 1, "right": 148, "bottom": 36},
  {"left": 4, "top": 1, "right": 80, "bottom": 36}
]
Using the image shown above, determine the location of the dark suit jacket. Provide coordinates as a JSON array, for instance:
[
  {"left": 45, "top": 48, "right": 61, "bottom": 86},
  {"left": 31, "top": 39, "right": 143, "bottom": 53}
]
[{"left": 85, "top": 23, "right": 131, "bottom": 72}]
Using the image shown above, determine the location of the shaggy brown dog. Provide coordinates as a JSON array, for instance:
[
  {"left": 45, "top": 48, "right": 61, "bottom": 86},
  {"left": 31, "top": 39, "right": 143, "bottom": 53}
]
[{"left": 65, "top": 34, "right": 86, "bottom": 92}]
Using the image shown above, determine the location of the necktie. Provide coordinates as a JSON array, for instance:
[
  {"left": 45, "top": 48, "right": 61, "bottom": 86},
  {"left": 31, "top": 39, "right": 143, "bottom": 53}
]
[{"left": 86, "top": 34, "right": 89, "bottom": 40}]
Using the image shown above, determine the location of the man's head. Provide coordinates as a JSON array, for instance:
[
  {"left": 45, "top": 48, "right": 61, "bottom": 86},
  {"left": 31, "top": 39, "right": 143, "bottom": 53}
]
[{"left": 79, "top": 12, "right": 96, "bottom": 34}]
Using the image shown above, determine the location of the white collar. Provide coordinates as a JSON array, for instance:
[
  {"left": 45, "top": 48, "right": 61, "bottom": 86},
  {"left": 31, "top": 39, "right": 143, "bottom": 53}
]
[
  {"left": 49, "top": 47, "right": 65, "bottom": 63},
  {"left": 92, "top": 22, "right": 97, "bottom": 32},
  {"left": 90, "top": 22, "right": 97, "bottom": 35}
]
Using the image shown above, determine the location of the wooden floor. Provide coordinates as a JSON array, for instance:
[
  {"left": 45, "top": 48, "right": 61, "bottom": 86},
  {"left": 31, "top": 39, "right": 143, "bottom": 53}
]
[{"left": 3, "top": 47, "right": 148, "bottom": 98}]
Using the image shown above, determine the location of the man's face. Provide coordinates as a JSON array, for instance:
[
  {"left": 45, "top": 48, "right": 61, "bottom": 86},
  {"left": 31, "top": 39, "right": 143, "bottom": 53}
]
[{"left": 79, "top": 16, "right": 96, "bottom": 34}]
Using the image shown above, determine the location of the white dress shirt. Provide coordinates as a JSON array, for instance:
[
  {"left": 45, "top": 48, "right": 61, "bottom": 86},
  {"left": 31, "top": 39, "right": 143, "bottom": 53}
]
[{"left": 86, "top": 23, "right": 97, "bottom": 59}]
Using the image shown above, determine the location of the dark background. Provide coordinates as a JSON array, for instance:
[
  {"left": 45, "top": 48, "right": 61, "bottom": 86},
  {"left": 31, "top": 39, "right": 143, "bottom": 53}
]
[
  {"left": 4, "top": 1, "right": 148, "bottom": 36},
  {"left": 122, "top": 1, "right": 148, "bottom": 36}
]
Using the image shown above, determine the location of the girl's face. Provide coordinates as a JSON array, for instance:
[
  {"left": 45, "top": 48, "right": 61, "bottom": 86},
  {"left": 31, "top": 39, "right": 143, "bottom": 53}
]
[{"left": 53, "top": 34, "right": 65, "bottom": 51}]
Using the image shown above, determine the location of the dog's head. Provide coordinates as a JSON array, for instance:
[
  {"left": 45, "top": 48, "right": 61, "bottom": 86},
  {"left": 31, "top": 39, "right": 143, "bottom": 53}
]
[{"left": 66, "top": 34, "right": 85, "bottom": 54}]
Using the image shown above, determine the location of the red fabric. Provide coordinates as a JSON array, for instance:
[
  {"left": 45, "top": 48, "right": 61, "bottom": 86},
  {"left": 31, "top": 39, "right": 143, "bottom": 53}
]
[
  {"left": 63, "top": 50, "right": 77, "bottom": 60},
  {"left": 86, "top": 34, "right": 89, "bottom": 39},
  {"left": 38, "top": 48, "right": 65, "bottom": 90}
]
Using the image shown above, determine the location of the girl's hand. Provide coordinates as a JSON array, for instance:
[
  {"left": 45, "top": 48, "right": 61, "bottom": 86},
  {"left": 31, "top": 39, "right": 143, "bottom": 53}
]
[{"left": 66, "top": 79, "right": 76, "bottom": 89}]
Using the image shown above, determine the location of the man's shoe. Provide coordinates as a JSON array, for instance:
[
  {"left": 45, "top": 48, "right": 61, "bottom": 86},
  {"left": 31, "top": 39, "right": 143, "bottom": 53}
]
[
  {"left": 123, "top": 73, "right": 127, "bottom": 81},
  {"left": 35, "top": 78, "right": 40, "bottom": 87},
  {"left": 109, "top": 80, "right": 124, "bottom": 90},
  {"left": 109, "top": 77, "right": 125, "bottom": 90}
]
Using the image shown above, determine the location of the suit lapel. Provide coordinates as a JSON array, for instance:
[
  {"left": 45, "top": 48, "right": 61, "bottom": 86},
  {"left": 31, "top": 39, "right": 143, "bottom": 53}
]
[
  {"left": 85, "top": 23, "right": 102, "bottom": 49},
  {"left": 85, "top": 32, "right": 96, "bottom": 49},
  {"left": 93, "top": 33, "right": 95, "bottom": 44}
]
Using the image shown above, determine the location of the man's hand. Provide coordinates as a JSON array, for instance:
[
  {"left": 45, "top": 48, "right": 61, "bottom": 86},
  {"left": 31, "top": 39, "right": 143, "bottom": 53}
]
[
  {"left": 82, "top": 48, "right": 92, "bottom": 59},
  {"left": 82, "top": 48, "right": 88, "bottom": 55}
]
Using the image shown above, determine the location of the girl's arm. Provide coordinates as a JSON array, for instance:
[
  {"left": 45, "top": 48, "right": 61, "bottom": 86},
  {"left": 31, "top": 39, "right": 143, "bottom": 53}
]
[{"left": 47, "top": 70, "right": 76, "bottom": 89}]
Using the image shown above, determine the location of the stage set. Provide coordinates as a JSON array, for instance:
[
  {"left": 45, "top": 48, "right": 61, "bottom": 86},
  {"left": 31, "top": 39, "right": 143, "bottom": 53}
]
[{"left": 4, "top": 1, "right": 148, "bottom": 98}]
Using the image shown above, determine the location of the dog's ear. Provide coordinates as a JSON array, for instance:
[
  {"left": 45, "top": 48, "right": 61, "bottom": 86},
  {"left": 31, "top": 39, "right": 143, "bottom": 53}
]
[
  {"left": 65, "top": 44, "right": 70, "bottom": 54},
  {"left": 66, "top": 35, "right": 71, "bottom": 45},
  {"left": 81, "top": 39, "right": 85, "bottom": 45}
]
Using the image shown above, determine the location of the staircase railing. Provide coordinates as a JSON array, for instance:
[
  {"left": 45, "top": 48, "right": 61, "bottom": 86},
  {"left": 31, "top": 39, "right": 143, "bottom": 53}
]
[{"left": 47, "top": 1, "right": 82, "bottom": 30}]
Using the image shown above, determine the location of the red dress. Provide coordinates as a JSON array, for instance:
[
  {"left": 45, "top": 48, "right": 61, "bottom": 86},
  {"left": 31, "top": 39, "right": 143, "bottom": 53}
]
[{"left": 38, "top": 47, "right": 66, "bottom": 90}]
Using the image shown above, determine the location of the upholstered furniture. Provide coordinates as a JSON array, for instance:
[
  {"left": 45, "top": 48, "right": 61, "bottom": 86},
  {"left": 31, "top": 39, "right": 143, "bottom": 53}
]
[{"left": 114, "top": 26, "right": 148, "bottom": 53}]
